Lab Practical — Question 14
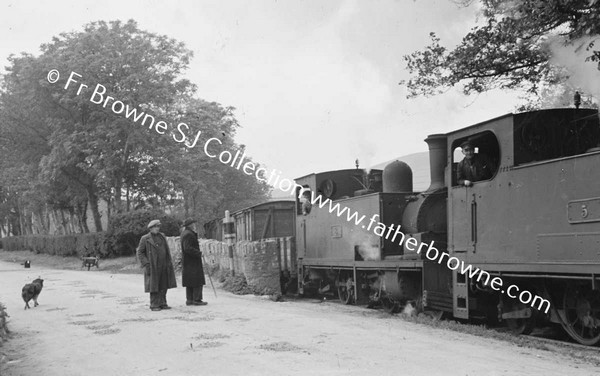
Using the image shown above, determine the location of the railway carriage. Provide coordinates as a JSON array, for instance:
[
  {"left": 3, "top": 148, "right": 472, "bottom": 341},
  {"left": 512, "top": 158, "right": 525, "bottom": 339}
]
[{"left": 204, "top": 200, "right": 295, "bottom": 241}]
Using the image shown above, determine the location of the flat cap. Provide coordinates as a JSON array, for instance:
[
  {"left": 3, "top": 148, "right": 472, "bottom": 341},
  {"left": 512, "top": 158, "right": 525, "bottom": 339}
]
[
  {"left": 147, "top": 219, "right": 161, "bottom": 229},
  {"left": 182, "top": 218, "right": 197, "bottom": 227},
  {"left": 460, "top": 140, "right": 474, "bottom": 149}
]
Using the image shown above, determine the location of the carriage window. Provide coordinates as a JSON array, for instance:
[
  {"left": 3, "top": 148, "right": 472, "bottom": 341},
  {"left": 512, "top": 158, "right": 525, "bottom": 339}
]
[{"left": 452, "top": 131, "right": 500, "bottom": 186}]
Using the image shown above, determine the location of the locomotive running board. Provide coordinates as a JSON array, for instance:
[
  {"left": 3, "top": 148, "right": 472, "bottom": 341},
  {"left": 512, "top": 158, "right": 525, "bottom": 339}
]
[{"left": 453, "top": 269, "right": 469, "bottom": 319}]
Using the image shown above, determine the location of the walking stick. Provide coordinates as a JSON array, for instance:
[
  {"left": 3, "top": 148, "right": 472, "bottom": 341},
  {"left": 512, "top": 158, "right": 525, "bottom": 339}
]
[{"left": 201, "top": 253, "right": 217, "bottom": 298}]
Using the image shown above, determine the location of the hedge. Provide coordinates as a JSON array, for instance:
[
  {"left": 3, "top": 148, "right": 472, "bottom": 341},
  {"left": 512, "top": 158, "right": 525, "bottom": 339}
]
[
  {"left": 1, "top": 233, "right": 107, "bottom": 257},
  {"left": 104, "top": 209, "right": 180, "bottom": 257}
]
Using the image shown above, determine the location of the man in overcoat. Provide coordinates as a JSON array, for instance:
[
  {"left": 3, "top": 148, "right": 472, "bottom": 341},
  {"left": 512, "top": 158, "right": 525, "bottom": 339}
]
[
  {"left": 136, "top": 219, "right": 178, "bottom": 311},
  {"left": 180, "top": 218, "right": 207, "bottom": 306}
]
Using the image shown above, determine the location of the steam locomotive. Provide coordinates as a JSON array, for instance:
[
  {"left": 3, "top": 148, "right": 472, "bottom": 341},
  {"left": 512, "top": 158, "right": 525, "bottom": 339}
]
[
  {"left": 294, "top": 108, "right": 600, "bottom": 346},
  {"left": 206, "top": 108, "right": 600, "bottom": 345}
]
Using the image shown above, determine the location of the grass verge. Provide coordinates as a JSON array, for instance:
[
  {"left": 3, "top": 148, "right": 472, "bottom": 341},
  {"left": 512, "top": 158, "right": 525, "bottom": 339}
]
[{"left": 0, "top": 250, "right": 141, "bottom": 274}]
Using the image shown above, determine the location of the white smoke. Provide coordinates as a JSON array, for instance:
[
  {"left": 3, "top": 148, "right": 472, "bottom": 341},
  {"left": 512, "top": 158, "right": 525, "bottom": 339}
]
[
  {"left": 357, "top": 241, "right": 380, "bottom": 261},
  {"left": 546, "top": 35, "right": 600, "bottom": 105},
  {"left": 351, "top": 231, "right": 380, "bottom": 261}
]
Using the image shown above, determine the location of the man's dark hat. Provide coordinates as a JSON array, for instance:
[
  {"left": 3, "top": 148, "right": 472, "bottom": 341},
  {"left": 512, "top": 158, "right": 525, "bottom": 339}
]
[
  {"left": 460, "top": 140, "right": 474, "bottom": 149},
  {"left": 182, "top": 218, "right": 197, "bottom": 227}
]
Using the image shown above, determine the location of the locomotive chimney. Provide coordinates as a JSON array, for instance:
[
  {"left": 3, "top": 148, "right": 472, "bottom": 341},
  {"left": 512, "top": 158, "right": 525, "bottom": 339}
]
[{"left": 424, "top": 134, "right": 447, "bottom": 191}]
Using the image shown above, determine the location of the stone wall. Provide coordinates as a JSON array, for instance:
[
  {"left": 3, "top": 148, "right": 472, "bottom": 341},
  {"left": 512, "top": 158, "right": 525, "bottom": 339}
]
[
  {"left": 166, "top": 236, "right": 295, "bottom": 295},
  {"left": 167, "top": 237, "right": 296, "bottom": 294},
  {"left": 235, "top": 240, "right": 282, "bottom": 295},
  {"left": 200, "top": 239, "right": 281, "bottom": 295}
]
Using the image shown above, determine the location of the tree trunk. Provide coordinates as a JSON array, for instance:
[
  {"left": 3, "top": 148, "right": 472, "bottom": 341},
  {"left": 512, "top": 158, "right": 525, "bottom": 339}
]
[
  {"left": 113, "top": 172, "right": 124, "bottom": 214},
  {"left": 52, "top": 210, "right": 63, "bottom": 235},
  {"left": 183, "top": 188, "right": 189, "bottom": 217},
  {"left": 68, "top": 207, "right": 76, "bottom": 233},
  {"left": 27, "top": 213, "right": 31, "bottom": 234},
  {"left": 27, "top": 211, "right": 34, "bottom": 235},
  {"left": 59, "top": 210, "right": 68, "bottom": 234},
  {"left": 17, "top": 200, "right": 25, "bottom": 235},
  {"left": 36, "top": 209, "right": 48, "bottom": 234},
  {"left": 45, "top": 205, "right": 51, "bottom": 234},
  {"left": 106, "top": 196, "right": 111, "bottom": 222},
  {"left": 87, "top": 186, "right": 103, "bottom": 232},
  {"left": 78, "top": 200, "right": 90, "bottom": 233},
  {"left": 31, "top": 212, "right": 38, "bottom": 234},
  {"left": 76, "top": 211, "right": 84, "bottom": 233}
]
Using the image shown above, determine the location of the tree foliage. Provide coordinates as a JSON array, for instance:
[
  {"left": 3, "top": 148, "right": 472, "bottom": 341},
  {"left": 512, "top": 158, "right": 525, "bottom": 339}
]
[
  {"left": 104, "top": 208, "right": 180, "bottom": 256},
  {"left": 402, "top": 0, "right": 600, "bottom": 97},
  {"left": 0, "top": 19, "right": 271, "bottom": 236}
]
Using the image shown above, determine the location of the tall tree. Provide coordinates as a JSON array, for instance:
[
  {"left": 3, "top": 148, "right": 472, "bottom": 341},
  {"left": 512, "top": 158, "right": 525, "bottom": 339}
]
[
  {"left": 160, "top": 97, "right": 271, "bottom": 221},
  {"left": 1, "top": 20, "right": 272, "bottom": 234},
  {"left": 402, "top": 0, "right": 600, "bottom": 98},
  {"left": 1, "top": 20, "right": 195, "bottom": 231}
]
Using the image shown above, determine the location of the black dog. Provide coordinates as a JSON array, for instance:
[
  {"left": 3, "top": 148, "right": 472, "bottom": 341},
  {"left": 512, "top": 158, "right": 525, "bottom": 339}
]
[{"left": 22, "top": 278, "right": 44, "bottom": 310}]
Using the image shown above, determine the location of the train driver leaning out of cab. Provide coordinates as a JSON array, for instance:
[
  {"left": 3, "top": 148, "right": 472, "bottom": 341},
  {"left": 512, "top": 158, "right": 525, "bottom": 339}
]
[
  {"left": 300, "top": 190, "right": 312, "bottom": 215},
  {"left": 457, "top": 140, "right": 495, "bottom": 186}
]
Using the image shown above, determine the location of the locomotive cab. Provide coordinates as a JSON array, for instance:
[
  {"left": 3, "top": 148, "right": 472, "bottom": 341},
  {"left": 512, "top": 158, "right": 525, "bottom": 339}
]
[{"left": 447, "top": 108, "right": 600, "bottom": 345}]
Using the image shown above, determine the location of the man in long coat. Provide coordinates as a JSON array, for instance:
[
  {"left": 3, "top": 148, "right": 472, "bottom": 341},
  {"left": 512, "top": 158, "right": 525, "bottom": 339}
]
[
  {"left": 136, "top": 219, "right": 178, "bottom": 311},
  {"left": 180, "top": 218, "right": 207, "bottom": 306}
]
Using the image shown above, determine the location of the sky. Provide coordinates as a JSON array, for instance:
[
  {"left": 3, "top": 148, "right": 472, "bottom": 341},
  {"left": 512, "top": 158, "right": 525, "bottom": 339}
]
[{"left": 0, "top": 0, "right": 529, "bottom": 195}]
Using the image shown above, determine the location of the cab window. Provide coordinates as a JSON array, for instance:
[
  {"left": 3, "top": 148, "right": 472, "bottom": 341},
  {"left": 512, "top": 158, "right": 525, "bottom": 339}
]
[
  {"left": 451, "top": 131, "right": 500, "bottom": 186},
  {"left": 296, "top": 185, "right": 312, "bottom": 215}
]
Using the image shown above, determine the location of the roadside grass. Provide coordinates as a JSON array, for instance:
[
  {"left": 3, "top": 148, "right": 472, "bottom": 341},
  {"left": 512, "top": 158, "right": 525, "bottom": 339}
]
[
  {"left": 285, "top": 293, "right": 600, "bottom": 366},
  {"left": 398, "top": 310, "right": 600, "bottom": 366},
  {"left": 0, "top": 250, "right": 141, "bottom": 274}
]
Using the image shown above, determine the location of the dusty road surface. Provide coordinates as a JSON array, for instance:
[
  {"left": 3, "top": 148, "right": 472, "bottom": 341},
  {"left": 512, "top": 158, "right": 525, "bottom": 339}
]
[{"left": 0, "top": 260, "right": 598, "bottom": 376}]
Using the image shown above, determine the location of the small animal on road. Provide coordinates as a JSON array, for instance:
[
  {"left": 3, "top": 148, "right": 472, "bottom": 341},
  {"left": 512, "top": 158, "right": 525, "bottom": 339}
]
[{"left": 22, "top": 278, "right": 44, "bottom": 310}]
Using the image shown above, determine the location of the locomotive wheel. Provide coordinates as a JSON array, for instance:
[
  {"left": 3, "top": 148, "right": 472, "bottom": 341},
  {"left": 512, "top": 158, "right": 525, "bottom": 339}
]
[
  {"left": 560, "top": 287, "right": 600, "bottom": 346},
  {"left": 506, "top": 317, "right": 535, "bottom": 335},
  {"left": 504, "top": 302, "right": 535, "bottom": 335},
  {"left": 337, "top": 277, "right": 355, "bottom": 305}
]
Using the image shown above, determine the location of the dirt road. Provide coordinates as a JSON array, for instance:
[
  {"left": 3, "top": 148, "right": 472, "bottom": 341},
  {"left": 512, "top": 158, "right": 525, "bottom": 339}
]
[{"left": 0, "top": 260, "right": 597, "bottom": 376}]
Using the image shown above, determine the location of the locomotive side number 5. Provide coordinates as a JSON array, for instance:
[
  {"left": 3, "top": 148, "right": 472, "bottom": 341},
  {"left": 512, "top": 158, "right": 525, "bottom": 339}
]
[
  {"left": 567, "top": 199, "right": 600, "bottom": 224},
  {"left": 581, "top": 204, "right": 588, "bottom": 219}
]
